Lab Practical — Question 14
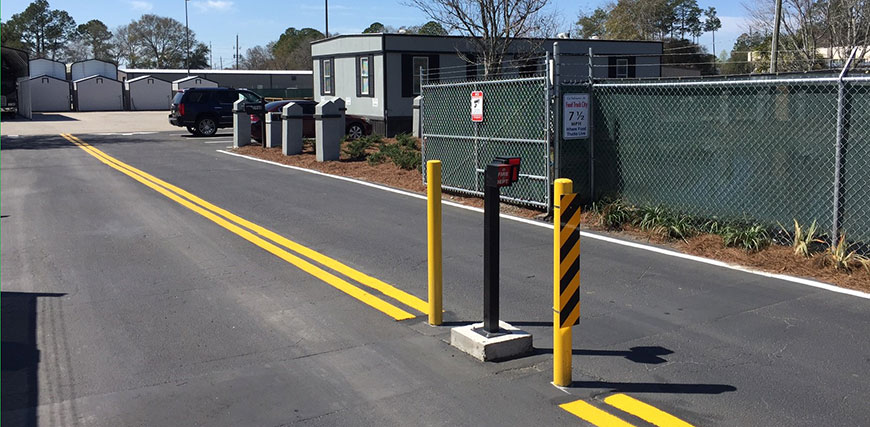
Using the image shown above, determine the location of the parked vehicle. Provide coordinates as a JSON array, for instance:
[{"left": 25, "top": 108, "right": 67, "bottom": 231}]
[
  {"left": 251, "top": 100, "right": 372, "bottom": 142},
  {"left": 169, "top": 87, "right": 264, "bottom": 136}
]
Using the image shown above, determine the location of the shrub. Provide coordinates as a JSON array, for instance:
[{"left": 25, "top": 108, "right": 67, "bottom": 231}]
[
  {"left": 632, "top": 205, "right": 695, "bottom": 241},
  {"left": 779, "top": 219, "right": 822, "bottom": 257},
  {"left": 699, "top": 218, "right": 726, "bottom": 235},
  {"left": 343, "top": 135, "right": 382, "bottom": 161},
  {"left": 722, "top": 223, "right": 770, "bottom": 252},
  {"left": 391, "top": 148, "right": 422, "bottom": 170},
  {"left": 367, "top": 151, "right": 387, "bottom": 166},
  {"left": 591, "top": 199, "right": 633, "bottom": 230},
  {"left": 824, "top": 235, "right": 870, "bottom": 272},
  {"left": 342, "top": 138, "right": 373, "bottom": 161},
  {"left": 395, "top": 133, "right": 418, "bottom": 150}
]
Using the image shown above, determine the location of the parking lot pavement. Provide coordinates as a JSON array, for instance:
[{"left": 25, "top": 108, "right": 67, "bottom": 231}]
[
  {"left": 0, "top": 111, "right": 178, "bottom": 136},
  {"left": 4, "top": 131, "right": 870, "bottom": 426}
]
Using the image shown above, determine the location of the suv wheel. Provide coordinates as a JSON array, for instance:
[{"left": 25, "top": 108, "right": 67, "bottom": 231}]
[
  {"left": 196, "top": 117, "right": 217, "bottom": 137},
  {"left": 346, "top": 123, "right": 364, "bottom": 140}
]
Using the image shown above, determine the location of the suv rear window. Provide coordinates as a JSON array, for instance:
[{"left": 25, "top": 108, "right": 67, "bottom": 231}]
[
  {"left": 172, "top": 92, "right": 184, "bottom": 104},
  {"left": 184, "top": 91, "right": 209, "bottom": 103}
]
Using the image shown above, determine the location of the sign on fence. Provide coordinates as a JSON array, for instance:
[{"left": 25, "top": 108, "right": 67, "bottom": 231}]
[
  {"left": 471, "top": 91, "right": 483, "bottom": 122},
  {"left": 563, "top": 93, "right": 589, "bottom": 139}
]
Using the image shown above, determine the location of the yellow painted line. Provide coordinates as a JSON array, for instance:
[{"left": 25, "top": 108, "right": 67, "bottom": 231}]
[
  {"left": 61, "top": 134, "right": 416, "bottom": 321},
  {"left": 560, "top": 400, "right": 637, "bottom": 427},
  {"left": 603, "top": 394, "right": 695, "bottom": 427},
  {"left": 64, "top": 133, "right": 427, "bottom": 314}
]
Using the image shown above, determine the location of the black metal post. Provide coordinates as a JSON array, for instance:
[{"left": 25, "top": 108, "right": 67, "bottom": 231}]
[{"left": 483, "top": 165, "right": 500, "bottom": 334}]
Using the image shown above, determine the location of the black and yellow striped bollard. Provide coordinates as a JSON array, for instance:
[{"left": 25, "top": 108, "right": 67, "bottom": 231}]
[{"left": 553, "top": 178, "right": 581, "bottom": 387}]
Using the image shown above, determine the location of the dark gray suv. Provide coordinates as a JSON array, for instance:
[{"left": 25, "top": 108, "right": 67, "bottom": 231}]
[{"left": 169, "top": 87, "right": 264, "bottom": 136}]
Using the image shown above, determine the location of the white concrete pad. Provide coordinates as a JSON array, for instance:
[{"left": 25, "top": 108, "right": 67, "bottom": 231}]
[{"left": 450, "top": 321, "right": 532, "bottom": 362}]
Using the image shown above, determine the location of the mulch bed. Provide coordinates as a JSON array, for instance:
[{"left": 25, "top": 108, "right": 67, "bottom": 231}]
[{"left": 229, "top": 141, "right": 870, "bottom": 294}]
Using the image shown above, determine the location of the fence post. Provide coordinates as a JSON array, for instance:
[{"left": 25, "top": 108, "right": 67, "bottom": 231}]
[
  {"left": 588, "top": 47, "right": 595, "bottom": 203},
  {"left": 553, "top": 43, "right": 561, "bottom": 207},
  {"left": 427, "top": 160, "right": 443, "bottom": 326},
  {"left": 547, "top": 49, "right": 555, "bottom": 215},
  {"left": 833, "top": 47, "right": 857, "bottom": 246}
]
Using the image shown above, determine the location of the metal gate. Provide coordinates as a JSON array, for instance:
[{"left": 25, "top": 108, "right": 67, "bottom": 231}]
[{"left": 421, "top": 70, "right": 552, "bottom": 208}]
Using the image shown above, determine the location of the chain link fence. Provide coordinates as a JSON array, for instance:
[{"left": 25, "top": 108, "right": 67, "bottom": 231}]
[
  {"left": 591, "top": 76, "right": 870, "bottom": 245},
  {"left": 421, "top": 70, "right": 551, "bottom": 208}
]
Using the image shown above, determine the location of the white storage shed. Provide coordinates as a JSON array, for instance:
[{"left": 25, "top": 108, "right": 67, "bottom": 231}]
[
  {"left": 70, "top": 59, "right": 117, "bottom": 81},
  {"left": 125, "top": 75, "right": 171, "bottom": 110},
  {"left": 172, "top": 75, "right": 218, "bottom": 92},
  {"left": 29, "top": 58, "right": 66, "bottom": 80},
  {"left": 74, "top": 75, "right": 123, "bottom": 111},
  {"left": 25, "top": 75, "right": 71, "bottom": 111}
]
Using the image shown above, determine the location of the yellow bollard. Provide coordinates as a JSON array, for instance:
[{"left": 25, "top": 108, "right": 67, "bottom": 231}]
[
  {"left": 427, "top": 160, "right": 443, "bottom": 325},
  {"left": 553, "top": 178, "right": 579, "bottom": 387}
]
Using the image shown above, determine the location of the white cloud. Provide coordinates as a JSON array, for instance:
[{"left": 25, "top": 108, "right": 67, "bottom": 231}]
[
  {"left": 190, "top": 0, "right": 235, "bottom": 13},
  {"left": 128, "top": 0, "right": 153, "bottom": 12}
]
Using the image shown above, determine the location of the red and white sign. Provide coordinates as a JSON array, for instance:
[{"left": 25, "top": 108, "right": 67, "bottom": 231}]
[
  {"left": 471, "top": 91, "right": 483, "bottom": 122},
  {"left": 495, "top": 164, "right": 512, "bottom": 187}
]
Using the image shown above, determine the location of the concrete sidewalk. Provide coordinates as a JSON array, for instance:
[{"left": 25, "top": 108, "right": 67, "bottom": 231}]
[{"left": 1, "top": 111, "right": 177, "bottom": 136}]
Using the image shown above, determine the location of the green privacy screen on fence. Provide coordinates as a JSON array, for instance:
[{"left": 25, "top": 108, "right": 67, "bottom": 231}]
[{"left": 590, "top": 78, "right": 870, "bottom": 243}]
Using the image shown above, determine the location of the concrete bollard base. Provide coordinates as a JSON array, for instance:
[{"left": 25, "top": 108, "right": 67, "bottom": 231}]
[{"left": 450, "top": 321, "right": 532, "bottom": 362}]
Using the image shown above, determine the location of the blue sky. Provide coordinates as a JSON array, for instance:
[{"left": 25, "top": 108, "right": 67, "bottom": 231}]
[{"left": 1, "top": 0, "right": 752, "bottom": 66}]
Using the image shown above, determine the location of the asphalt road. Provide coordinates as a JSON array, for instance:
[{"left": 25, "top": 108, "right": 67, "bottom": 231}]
[{"left": 2, "top": 131, "right": 869, "bottom": 426}]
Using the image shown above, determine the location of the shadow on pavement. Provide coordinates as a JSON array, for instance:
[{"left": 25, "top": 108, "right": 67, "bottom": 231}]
[
  {"left": 568, "top": 380, "right": 736, "bottom": 394},
  {"left": 535, "top": 346, "right": 675, "bottom": 364},
  {"left": 1, "top": 136, "right": 78, "bottom": 150},
  {"left": 179, "top": 133, "right": 234, "bottom": 138},
  {"left": 2, "top": 291, "right": 66, "bottom": 427},
  {"left": 29, "top": 113, "right": 80, "bottom": 122}
]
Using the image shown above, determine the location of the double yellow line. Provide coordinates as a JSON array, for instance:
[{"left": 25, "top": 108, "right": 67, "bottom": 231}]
[
  {"left": 61, "top": 133, "right": 427, "bottom": 321},
  {"left": 560, "top": 393, "right": 694, "bottom": 427}
]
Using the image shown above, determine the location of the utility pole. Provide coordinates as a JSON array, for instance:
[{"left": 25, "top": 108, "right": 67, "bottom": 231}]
[
  {"left": 325, "top": 0, "right": 329, "bottom": 37},
  {"left": 220, "top": 56, "right": 223, "bottom": 69},
  {"left": 185, "top": 0, "right": 190, "bottom": 76},
  {"left": 235, "top": 34, "right": 239, "bottom": 69},
  {"left": 770, "top": 0, "right": 782, "bottom": 73},
  {"left": 209, "top": 42, "right": 213, "bottom": 69}
]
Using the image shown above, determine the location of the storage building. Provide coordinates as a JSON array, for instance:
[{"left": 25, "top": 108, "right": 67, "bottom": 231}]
[
  {"left": 29, "top": 58, "right": 66, "bottom": 80},
  {"left": 25, "top": 75, "right": 70, "bottom": 111},
  {"left": 118, "top": 68, "right": 313, "bottom": 98},
  {"left": 74, "top": 75, "right": 123, "bottom": 111},
  {"left": 171, "top": 75, "right": 218, "bottom": 92},
  {"left": 125, "top": 75, "right": 171, "bottom": 110},
  {"left": 70, "top": 59, "right": 117, "bottom": 81}
]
